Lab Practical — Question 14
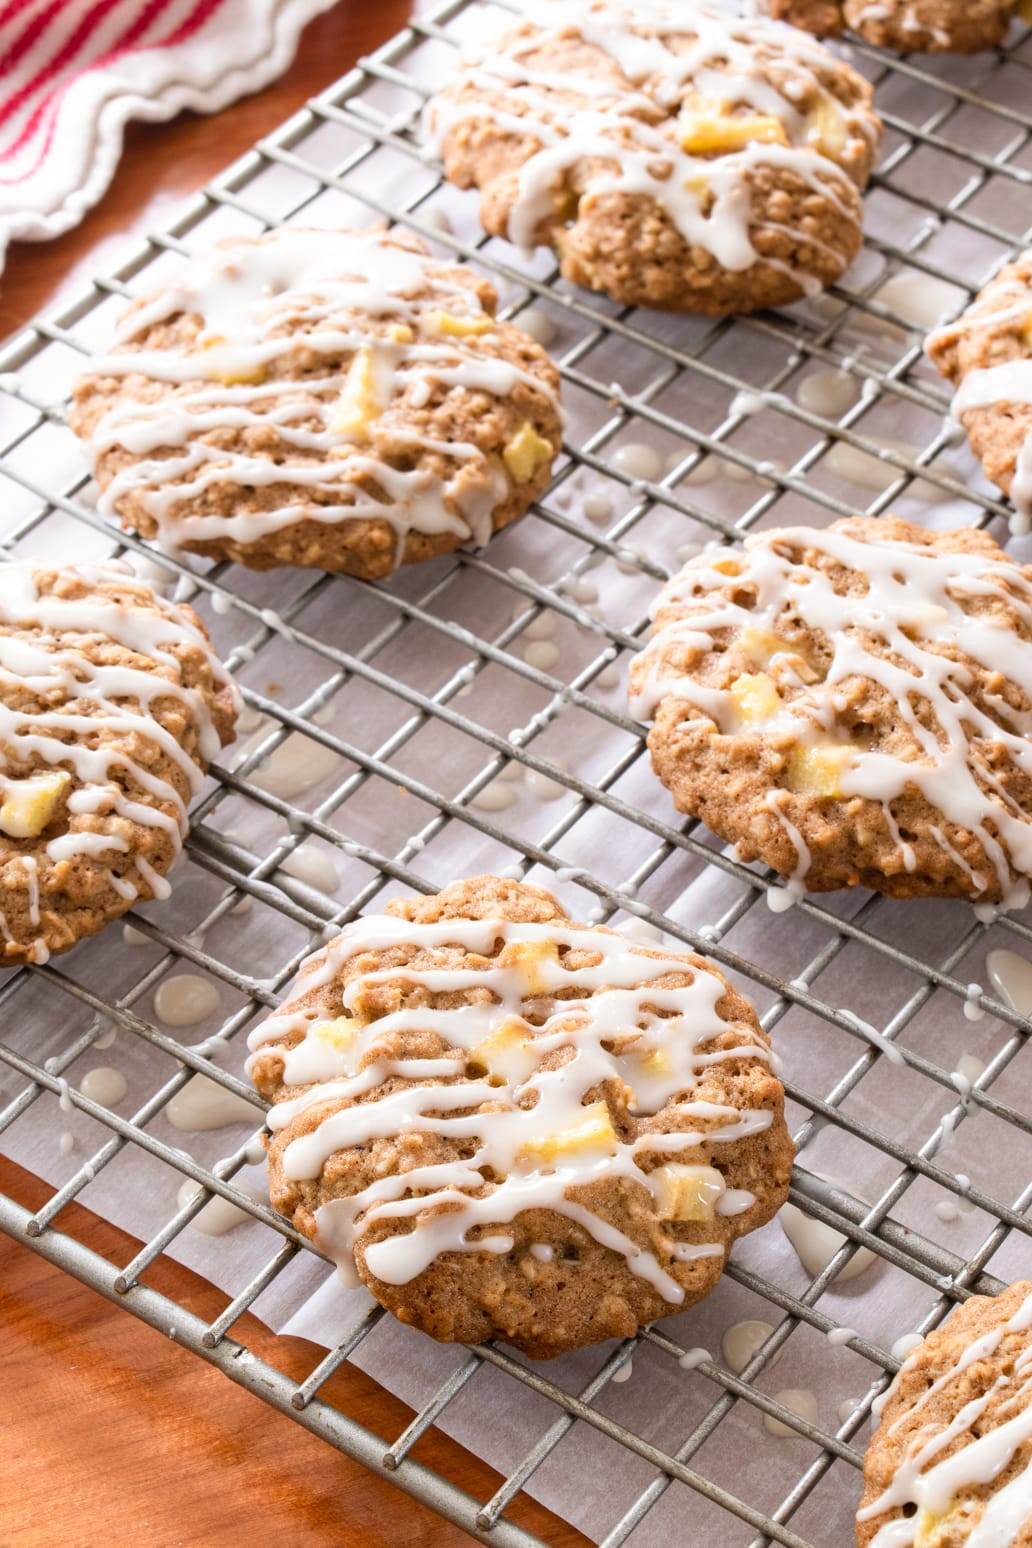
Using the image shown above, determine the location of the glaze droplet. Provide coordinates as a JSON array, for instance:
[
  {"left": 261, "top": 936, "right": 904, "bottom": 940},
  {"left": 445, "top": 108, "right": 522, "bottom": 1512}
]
[
  {"left": 764, "top": 1388, "right": 818, "bottom": 1437},
  {"left": 166, "top": 1074, "right": 257, "bottom": 1132},
  {"left": 779, "top": 1199, "right": 876, "bottom": 1283},
  {"left": 722, "top": 1319, "right": 779, "bottom": 1374},
  {"left": 79, "top": 1066, "right": 128, "bottom": 1108},
  {"left": 154, "top": 974, "right": 222, "bottom": 1028}
]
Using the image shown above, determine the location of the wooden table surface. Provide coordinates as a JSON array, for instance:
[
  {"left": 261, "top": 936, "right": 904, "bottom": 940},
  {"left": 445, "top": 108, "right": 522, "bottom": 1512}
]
[{"left": 0, "top": 8, "right": 589, "bottom": 1545}]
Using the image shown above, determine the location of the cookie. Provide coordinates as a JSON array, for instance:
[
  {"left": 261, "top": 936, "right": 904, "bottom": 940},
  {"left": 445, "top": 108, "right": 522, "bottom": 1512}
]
[
  {"left": 426, "top": 0, "right": 882, "bottom": 315},
  {"left": 857, "top": 1281, "right": 1032, "bottom": 1546},
  {"left": 630, "top": 516, "right": 1032, "bottom": 908},
  {"left": 0, "top": 561, "right": 238, "bottom": 964},
  {"left": 247, "top": 875, "right": 792, "bottom": 1359},
  {"left": 927, "top": 253, "right": 1032, "bottom": 538},
  {"left": 763, "top": 0, "right": 1017, "bottom": 53},
  {"left": 70, "top": 227, "right": 562, "bottom": 580}
]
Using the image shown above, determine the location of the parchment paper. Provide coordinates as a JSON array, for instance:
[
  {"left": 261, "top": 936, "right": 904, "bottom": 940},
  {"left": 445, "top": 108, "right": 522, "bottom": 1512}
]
[{"left": 3, "top": 14, "right": 1032, "bottom": 1542}]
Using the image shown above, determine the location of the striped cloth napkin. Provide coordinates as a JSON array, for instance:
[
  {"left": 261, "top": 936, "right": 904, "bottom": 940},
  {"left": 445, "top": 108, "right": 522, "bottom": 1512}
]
[{"left": 0, "top": 0, "right": 340, "bottom": 271}]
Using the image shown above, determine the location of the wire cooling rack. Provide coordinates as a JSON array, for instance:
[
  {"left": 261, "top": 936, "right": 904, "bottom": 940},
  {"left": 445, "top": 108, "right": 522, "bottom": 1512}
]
[{"left": 2, "top": 2, "right": 1032, "bottom": 1543}]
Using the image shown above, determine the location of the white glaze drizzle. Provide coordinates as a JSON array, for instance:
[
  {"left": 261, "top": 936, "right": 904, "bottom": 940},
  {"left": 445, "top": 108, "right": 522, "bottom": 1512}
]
[
  {"left": 859, "top": 1289, "right": 1032, "bottom": 1545},
  {"left": 632, "top": 525, "right": 1032, "bottom": 908},
  {"left": 247, "top": 913, "right": 777, "bottom": 1297},
  {"left": 927, "top": 269, "right": 1032, "bottom": 537},
  {"left": 85, "top": 229, "right": 559, "bottom": 563},
  {"left": 0, "top": 562, "right": 236, "bottom": 945},
  {"left": 428, "top": 0, "right": 874, "bottom": 289},
  {"left": 953, "top": 358, "right": 1032, "bottom": 538},
  {"left": 21, "top": 853, "right": 39, "bottom": 925}
]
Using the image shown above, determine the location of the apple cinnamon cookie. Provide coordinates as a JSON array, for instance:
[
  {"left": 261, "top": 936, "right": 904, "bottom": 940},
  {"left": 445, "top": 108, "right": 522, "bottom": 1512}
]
[
  {"left": 70, "top": 227, "right": 562, "bottom": 580},
  {"left": 247, "top": 875, "right": 792, "bottom": 1359},
  {"left": 857, "top": 1281, "right": 1032, "bottom": 1546},
  {"left": 763, "top": 0, "right": 1019, "bottom": 53},
  {"left": 426, "top": 0, "right": 882, "bottom": 315},
  {"left": 927, "top": 253, "right": 1032, "bottom": 538},
  {"left": 630, "top": 516, "right": 1032, "bottom": 908},
  {"left": 0, "top": 561, "right": 238, "bottom": 965}
]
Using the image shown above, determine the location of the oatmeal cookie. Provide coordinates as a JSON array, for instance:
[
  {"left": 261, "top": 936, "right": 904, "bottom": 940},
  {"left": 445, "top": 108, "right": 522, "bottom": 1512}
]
[
  {"left": 426, "top": 0, "right": 882, "bottom": 315},
  {"left": 70, "top": 227, "right": 562, "bottom": 580},
  {"left": 0, "top": 561, "right": 238, "bottom": 964},
  {"left": 857, "top": 1280, "right": 1032, "bottom": 1546},
  {"left": 247, "top": 875, "right": 792, "bottom": 1359},
  {"left": 764, "top": 0, "right": 1018, "bottom": 53},
  {"left": 630, "top": 516, "right": 1032, "bottom": 908},
  {"left": 927, "top": 253, "right": 1032, "bottom": 538}
]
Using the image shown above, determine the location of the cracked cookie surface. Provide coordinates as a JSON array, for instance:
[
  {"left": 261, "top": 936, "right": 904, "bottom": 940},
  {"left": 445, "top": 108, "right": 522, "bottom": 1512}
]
[
  {"left": 631, "top": 516, "right": 1032, "bottom": 907},
  {"left": 858, "top": 1281, "right": 1032, "bottom": 1546},
  {"left": 427, "top": 0, "right": 881, "bottom": 315},
  {"left": 71, "top": 227, "right": 562, "bottom": 580},
  {"left": 927, "top": 252, "right": 1032, "bottom": 539},
  {"left": 0, "top": 561, "right": 237, "bottom": 964},
  {"left": 764, "top": 0, "right": 1019, "bottom": 54},
  {"left": 247, "top": 875, "right": 792, "bottom": 1358}
]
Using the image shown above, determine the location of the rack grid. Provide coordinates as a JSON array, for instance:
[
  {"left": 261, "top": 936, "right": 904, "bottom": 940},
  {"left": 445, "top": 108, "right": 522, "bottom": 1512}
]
[{"left": 2, "top": 2, "right": 1032, "bottom": 1543}]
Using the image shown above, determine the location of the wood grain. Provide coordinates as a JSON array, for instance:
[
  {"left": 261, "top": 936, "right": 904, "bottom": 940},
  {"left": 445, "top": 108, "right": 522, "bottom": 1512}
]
[
  {"left": 1, "top": 1154, "right": 588, "bottom": 1547},
  {"left": 0, "top": 8, "right": 589, "bottom": 1543}
]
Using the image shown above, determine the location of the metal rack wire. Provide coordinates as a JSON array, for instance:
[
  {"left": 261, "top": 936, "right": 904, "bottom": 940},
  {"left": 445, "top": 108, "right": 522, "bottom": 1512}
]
[{"left": 1, "top": 2, "right": 1032, "bottom": 1542}]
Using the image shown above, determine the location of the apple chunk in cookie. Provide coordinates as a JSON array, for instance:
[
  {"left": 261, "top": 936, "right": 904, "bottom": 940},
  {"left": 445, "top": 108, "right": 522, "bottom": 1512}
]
[
  {"left": 427, "top": 0, "right": 882, "bottom": 315},
  {"left": 631, "top": 516, "right": 1032, "bottom": 908},
  {"left": 0, "top": 561, "right": 238, "bottom": 964},
  {"left": 70, "top": 227, "right": 562, "bottom": 580},
  {"left": 246, "top": 875, "right": 792, "bottom": 1359},
  {"left": 927, "top": 252, "right": 1032, "bottom": 538},
  {"left": 857, "top": 1280, "right": 1032, "bottom": 1547}
]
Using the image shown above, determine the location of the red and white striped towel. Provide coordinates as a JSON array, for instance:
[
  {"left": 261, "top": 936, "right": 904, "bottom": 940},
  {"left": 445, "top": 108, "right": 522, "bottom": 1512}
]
[{"left": 0, "top": 0, "right": 340, "bottom": 269}]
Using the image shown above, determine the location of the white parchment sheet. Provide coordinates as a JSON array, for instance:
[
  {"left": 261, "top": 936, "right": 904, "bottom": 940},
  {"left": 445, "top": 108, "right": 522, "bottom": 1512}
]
[
  {"left": 5, "top": 809, "right": 1032, "bottom": 1547},
  {"left": 3, "top": 9, "right": 1032, "bottom": 1542}
]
